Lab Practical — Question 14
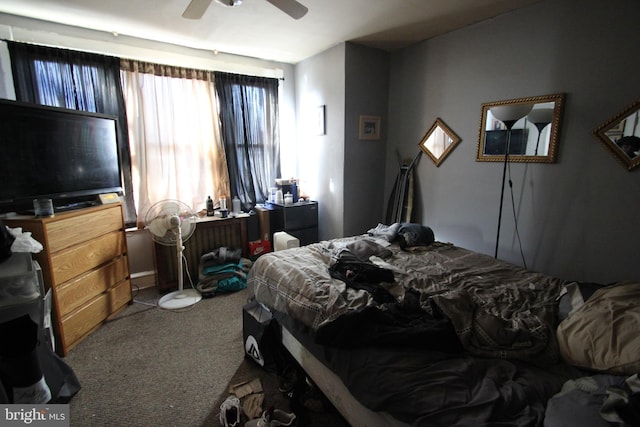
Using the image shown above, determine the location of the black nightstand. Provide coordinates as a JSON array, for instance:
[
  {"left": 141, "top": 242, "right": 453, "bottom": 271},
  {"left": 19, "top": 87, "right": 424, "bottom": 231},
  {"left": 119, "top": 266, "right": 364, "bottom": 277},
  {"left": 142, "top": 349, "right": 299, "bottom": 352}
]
[{"left": 265, "top": 201, "right": 318, "bottom": 246}]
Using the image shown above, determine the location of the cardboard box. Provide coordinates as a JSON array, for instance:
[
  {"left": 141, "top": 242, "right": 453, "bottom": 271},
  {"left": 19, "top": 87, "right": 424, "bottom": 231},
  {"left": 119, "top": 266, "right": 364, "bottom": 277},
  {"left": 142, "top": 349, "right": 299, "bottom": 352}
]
[{"left": 248, "top": 239, "right": 271, "bottom": 257}]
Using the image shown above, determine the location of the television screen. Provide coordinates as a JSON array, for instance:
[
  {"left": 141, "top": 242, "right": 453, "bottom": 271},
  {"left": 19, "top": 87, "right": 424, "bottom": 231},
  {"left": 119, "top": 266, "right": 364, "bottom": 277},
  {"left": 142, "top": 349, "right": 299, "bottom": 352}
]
[{"left": 0, "top": 99, "right": 122, "bottom": 214}]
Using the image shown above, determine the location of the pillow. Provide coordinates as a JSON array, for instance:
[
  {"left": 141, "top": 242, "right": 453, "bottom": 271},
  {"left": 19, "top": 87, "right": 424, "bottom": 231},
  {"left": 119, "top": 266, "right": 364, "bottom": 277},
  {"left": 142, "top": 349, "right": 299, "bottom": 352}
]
[
  {"left": 556, "top": 282, "right": 640, "bottom": 375},
  {"left": 397, "top": 223, "right": 435, "bottom": 249},
  {"left": 557, "top": 281, "right": 605, "bottom": 322}
]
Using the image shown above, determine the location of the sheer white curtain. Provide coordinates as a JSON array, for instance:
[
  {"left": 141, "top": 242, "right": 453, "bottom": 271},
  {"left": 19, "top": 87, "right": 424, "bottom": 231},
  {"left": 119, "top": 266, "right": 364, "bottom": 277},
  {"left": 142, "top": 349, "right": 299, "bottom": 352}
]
[{"left": 120, "top": 60, "right": 230, "bottom": 224}]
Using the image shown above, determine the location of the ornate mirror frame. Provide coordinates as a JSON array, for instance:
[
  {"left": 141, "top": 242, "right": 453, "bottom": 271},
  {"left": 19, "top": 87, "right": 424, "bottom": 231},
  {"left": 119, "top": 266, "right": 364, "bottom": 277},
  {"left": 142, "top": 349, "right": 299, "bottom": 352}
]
[
  {"left": 476, "top": 93, "right": 565, "bottom": 163},
  {"left": 418, "top": 118, "right": 461, "bottom": 167},
  {"left": 593, "top": 98, "right": 640, "bottom": 171}
]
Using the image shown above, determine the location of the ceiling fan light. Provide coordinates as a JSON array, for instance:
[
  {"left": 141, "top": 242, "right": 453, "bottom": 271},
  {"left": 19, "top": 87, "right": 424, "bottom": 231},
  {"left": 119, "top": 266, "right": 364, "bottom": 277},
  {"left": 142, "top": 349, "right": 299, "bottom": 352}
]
[{"left": 215, "top": 0, "right": 242, "bottom": 7}]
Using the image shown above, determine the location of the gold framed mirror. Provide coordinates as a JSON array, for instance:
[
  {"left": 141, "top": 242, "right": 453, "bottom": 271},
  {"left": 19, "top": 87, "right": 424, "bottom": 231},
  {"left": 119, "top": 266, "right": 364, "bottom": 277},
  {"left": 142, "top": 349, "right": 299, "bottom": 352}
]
[
  {"left": 418, "top": 118, "right": 461, "bottom": 167},
  {"left": 593, "top": 98, "right": 640, "bottom": 171},
  {"left": 476, "top": 93, "right": 565, "bottom": 163}
]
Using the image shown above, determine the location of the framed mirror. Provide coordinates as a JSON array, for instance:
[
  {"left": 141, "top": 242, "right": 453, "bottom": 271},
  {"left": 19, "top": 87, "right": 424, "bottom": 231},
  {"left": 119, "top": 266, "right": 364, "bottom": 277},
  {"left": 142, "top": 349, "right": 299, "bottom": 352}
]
[
  {"left": 594, "top": 98, "right": 640, "bottom": 171},
  {"left": 476, "top": 93, "right": 565, "bottom": 163},
  {"left": 418, "top": 118, "right": 461, "bottom": 167}
]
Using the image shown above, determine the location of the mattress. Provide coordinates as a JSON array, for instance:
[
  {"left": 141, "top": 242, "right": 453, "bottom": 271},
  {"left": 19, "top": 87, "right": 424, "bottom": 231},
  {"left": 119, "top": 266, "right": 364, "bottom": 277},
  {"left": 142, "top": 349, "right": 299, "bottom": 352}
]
[{"left": 248, "top": 235, "right": 582, "bottom": 426}]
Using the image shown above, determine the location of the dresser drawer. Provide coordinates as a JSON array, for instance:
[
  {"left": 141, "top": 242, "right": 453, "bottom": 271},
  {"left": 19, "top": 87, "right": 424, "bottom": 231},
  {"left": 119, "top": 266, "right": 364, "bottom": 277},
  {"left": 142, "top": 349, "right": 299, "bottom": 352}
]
[
  {"left": 56, "top": 256, "right": 129, "bottom": 317},
  {"left": 109, "top": 278, "right": 132, "bottom": 314},
  {"left": 61, "top": 292, "right": 111, "bottom": 350},
  {"left": 46, "top": 205, "right": 123, "bottom": 252},
  {"left": 51, "top": 231, "right": 126, "bottom": 284},
  {"left": 61, "top": 279, "right": 131, "bottom": 351}
]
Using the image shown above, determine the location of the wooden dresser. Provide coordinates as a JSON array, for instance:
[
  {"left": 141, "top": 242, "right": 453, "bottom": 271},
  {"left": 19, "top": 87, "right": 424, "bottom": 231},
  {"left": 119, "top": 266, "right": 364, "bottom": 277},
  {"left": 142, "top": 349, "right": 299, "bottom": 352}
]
[{"left": 4, "top": 203, "right": 132, "bottom": 356}]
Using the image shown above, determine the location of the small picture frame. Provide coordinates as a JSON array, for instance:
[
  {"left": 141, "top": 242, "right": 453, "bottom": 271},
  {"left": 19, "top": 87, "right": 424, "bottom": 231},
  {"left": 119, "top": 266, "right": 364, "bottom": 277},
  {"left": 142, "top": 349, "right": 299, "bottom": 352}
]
[
  {"left": 316, "top": 105, "right": 326, "bottom": 135},
  {"left": 359, "top": 115, "right": 381, "bottom": 140}
]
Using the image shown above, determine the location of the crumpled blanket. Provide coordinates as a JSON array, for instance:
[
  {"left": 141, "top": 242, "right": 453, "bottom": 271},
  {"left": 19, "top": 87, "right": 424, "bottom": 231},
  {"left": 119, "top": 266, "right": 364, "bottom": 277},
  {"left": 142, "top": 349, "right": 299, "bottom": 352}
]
[
  {"left": 250, "top": 235, "right": 574, "bottom": 427},
  {"left": 328, "top": 238, "right": 392, "bottom": 263},
  {"left": 545, "top": 373, "right": 640, "bottom": 427},
  {"left": 315, "top": 288, "right": 463, "bottom": 352},
  {"left": 327, "top": 238, "right": 396, "bottom": 304},
  {"left": 367, "top": 222, "right": 400, "bottom": 241},
  {"left": 328, "top": 259, "right": 395, "bottom": 304},
  {"left": 248, "top": 236, "right": 566, "bottom": 365}
]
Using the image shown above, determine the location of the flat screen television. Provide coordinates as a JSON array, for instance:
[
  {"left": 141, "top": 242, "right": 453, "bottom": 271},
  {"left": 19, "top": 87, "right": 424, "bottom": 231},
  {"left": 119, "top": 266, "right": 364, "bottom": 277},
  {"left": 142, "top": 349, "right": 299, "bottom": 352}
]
[{"left": 0, "top": 99, "right": 123, "bottom": 215}]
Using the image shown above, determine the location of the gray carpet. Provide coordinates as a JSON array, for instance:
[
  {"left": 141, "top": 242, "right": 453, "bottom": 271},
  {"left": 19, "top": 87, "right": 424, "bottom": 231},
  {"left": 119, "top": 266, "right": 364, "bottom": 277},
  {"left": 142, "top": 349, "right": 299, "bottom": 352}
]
[{"left": 64, "top": 286, "right": 250, "bottom": 427}]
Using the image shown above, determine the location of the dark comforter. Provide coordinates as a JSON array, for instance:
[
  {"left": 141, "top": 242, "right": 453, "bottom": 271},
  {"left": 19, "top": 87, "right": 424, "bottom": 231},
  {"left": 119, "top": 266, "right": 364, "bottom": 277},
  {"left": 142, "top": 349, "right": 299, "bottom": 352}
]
[{"left": 248, "top": 236, "right": 580, "bottom": 426}]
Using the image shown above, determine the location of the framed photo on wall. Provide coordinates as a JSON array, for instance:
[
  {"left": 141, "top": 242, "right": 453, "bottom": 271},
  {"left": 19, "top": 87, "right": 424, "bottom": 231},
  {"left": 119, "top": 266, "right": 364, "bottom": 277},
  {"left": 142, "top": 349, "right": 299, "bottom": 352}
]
[
  {"left": 359, "top": 115, "right": 381, "bottom": 140},
  {"left": 316, "top": 105, "right": 326, "bottom": 135}
]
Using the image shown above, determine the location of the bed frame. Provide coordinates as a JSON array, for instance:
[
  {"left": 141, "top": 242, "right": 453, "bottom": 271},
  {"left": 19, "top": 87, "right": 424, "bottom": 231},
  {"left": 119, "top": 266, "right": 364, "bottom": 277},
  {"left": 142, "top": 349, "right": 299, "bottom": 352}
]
[{"left": 281, "top": 325, "right": 409, "bottom": 427}]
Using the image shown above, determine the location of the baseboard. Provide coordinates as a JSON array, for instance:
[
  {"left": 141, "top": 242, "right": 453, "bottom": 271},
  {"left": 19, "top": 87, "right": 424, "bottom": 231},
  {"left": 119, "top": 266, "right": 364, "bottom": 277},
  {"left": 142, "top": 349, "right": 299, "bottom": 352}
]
[{"left": 131, "top": 270, "right": 156, "bottom": 289}]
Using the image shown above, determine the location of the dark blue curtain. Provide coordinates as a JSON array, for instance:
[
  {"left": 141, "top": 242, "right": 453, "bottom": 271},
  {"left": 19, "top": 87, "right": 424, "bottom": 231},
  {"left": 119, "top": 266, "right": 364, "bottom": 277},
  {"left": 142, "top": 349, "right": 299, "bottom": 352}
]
[
  {"left": 214, "top": 72, "right": 281, "bottom": 210},
  {"left": 7, "top": 41, "right": 136, "bottom": 225}
]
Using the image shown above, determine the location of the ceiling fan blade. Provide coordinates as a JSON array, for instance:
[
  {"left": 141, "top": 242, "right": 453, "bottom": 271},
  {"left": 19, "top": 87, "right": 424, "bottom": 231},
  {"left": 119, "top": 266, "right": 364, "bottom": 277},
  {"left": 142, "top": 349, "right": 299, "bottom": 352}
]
[
  {"left": 265, "top": 0, "right": 308, "bottom": 20},
  {"left": 182, "top": 0, "right": 213, "bottom": 19}
]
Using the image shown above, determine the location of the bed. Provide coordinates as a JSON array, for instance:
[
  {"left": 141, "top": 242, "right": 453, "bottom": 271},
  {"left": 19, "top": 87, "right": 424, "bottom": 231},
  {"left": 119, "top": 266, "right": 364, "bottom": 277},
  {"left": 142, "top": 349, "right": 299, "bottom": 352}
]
[{"left": 246, "top": 225, "right": 640, "bottom": 427}]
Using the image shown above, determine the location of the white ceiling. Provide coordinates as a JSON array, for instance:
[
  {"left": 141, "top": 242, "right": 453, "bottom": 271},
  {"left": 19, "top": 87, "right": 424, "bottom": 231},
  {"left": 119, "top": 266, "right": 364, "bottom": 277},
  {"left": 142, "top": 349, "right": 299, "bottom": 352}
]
[{"left": 0, "top": 0, "right": 540, "bottom": 64}]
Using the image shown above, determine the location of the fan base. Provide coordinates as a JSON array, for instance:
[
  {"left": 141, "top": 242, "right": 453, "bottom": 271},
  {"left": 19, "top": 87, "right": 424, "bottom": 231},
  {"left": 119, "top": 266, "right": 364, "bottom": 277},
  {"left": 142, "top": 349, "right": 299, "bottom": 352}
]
[{"left": 158, "top": 289, "right": 202, "bottom": 310}]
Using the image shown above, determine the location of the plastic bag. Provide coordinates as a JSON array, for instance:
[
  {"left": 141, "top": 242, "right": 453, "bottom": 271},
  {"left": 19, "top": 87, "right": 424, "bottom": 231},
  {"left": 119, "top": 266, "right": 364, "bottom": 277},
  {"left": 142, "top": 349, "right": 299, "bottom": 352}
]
[{"left": 7, "top": 227, "right": 44, "bottom": 254}]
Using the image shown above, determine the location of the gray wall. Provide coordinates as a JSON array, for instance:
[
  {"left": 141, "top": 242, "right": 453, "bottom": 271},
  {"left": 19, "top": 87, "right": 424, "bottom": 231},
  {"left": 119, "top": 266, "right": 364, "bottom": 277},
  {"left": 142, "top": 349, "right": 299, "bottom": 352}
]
[
  {"left": 386, "top": 0, "right": 640, "bottom": 283},
  {"left": 295, "top": 44, "right": 346, "bottom": 240},
  {"left": 344, "top": 43, "right": 390, "bottom": 236},
  {"left": 295, "top": 42, "right": 391, "bottom": 240}
]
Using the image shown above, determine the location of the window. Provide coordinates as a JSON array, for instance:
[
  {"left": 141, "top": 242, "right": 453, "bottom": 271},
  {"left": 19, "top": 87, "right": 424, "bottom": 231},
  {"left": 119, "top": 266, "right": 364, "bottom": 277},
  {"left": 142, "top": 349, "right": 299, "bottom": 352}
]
[
  {"left": 120, "top": 60, "right": 230, "bottom": 222},
  {"left": 215, "top": 72, "right": 281, "bottom": 209}
]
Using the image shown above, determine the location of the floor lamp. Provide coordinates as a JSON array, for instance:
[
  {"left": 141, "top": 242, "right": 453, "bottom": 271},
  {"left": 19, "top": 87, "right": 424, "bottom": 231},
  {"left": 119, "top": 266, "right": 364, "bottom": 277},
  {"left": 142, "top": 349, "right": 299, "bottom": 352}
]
[
  {"left": 489, "top": 104, "right": 533, "bottom": 259},
  {"left": 527, "top": 108, "right": 554, "bottom": 155}
]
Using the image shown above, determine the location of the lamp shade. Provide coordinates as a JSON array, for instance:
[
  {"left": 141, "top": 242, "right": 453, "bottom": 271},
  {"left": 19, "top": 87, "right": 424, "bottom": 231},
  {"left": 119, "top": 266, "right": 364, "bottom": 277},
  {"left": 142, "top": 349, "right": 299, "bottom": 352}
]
[
  {"left": 490, "top": 104, "right": 534, "bottom": 129},
  {"left": 527, "top": 108, "right": 554, "bottom": 126}
]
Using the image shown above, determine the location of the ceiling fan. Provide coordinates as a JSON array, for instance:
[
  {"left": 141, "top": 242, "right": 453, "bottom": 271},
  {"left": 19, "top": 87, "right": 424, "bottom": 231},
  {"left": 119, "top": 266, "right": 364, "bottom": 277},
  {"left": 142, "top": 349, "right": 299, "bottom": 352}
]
[{"left": 182, "top": 0, "right": 308, "bottom": 20}]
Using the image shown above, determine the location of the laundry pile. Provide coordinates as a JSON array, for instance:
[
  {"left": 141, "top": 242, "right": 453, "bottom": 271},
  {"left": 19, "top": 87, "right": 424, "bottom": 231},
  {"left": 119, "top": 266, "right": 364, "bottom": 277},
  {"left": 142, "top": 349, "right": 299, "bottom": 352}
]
[{"left": 197, "top": 247, "right": 251, "bottom": 297}]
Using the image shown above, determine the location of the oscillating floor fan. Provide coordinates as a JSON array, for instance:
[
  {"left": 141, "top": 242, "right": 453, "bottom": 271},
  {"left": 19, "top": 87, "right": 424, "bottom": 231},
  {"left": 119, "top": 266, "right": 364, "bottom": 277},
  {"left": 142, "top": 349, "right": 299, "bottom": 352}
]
[{"left": 145, "top": 199, "right": 202, "bottom": 310}]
